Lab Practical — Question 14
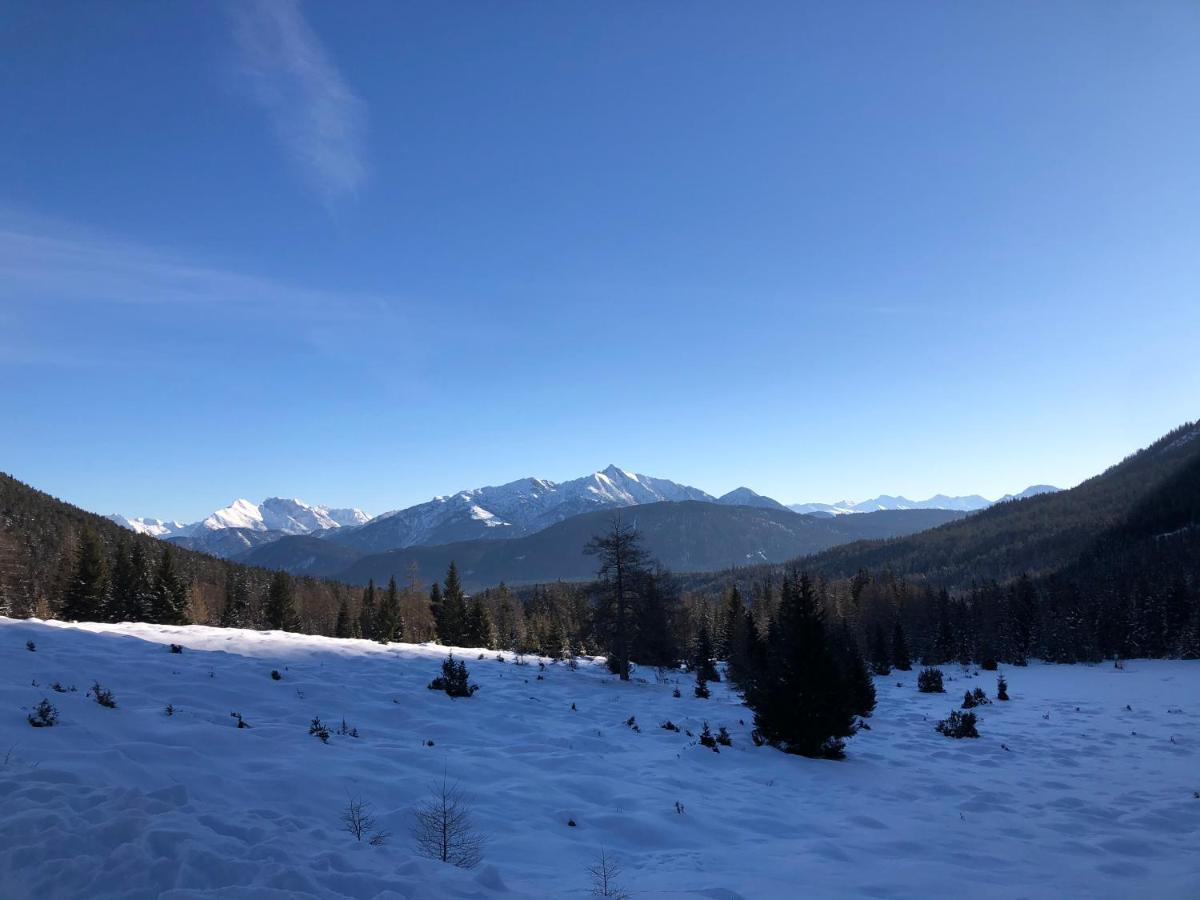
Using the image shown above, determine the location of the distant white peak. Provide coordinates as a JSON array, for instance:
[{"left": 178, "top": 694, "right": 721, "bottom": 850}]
[{"left": 200, "top": 499, "right": 265, "bottom": 532}]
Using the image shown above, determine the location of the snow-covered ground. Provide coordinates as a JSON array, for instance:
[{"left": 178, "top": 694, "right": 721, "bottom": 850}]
[{"left": 1, "top": 618, "right": 1197, "bottom": 899}]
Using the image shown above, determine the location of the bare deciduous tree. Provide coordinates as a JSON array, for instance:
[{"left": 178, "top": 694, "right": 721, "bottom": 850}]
[
  {"left": 412, "top": 776, "right": 485, "bottom": 868},
  {"left": 341, "top": 794, "right": 390, "bottom": 845},
  {"left": 588, "top": 849, "right": 629, "bottom": 899}
]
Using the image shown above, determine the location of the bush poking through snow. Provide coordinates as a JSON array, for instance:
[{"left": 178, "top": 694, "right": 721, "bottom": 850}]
[
  {"left": 90, "top": 682, "right": 117, "bottom": 708},
  {"left": 336, "top": 718, "right": 359, "bottom": 738},
  {"left": 699, "top": 722, "right": 718, "bottom": 751},
  {"left": 25, "top": 641, "right": 36, "bottom": 652},
  {"left": 341, "top": 794, "right": 390, "bottom": 845},
  {"left": 660, "top": 720, "right": 679, "bottom": 732},
  {"left": 672, "top": 687, "right": 681, "bottom": 698},
  {"left": 917, "top": 668, "right": 945, "bottom": 693},
  {"left": 50, "top": 682, "right": 74, "bottom": 694},
  {"left": 27, "top": 698, "right": 57, "bottom": 727},
  {"left": 309, "top": 717, "right": 330, "bottom": 743},
  {"left": 936, "top": 709, "right": 980, "bottom": 739},
  {"left": 694, "top": 674, "right": 710, "bottom": 699},
  {"left": 717, "top": 726, "right": 733, "bottom": 747},
  {"left": 165, "top": 704, "right": 175, "bottom": 717},
  {"left": 413, "top": 777, "right": 485, "bottom": 868},
  {"left": 169, "top": 644, "right": 183, "bottom": 654},
  {"left": 428, "top": 655, "right": 477, "bottom": 698},
  {"left": 997, "top": 674, "right": 1010, "bottom": 701},
  {"left": 230, "top": 711, "right": 249, "bottom": 728},
  {"left": 588, "top": 848, "right": 629, "bottom": 899},
  {"left": 270, "top": 670, "right": 282, "bottom": 681}
]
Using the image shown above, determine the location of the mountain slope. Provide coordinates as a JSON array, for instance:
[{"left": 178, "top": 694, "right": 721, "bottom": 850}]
[
  {"left": 717, "top": 487, "right": 789, "bottom": 511},
  {"left": 330, "top": 465, "right": 715, "bottom": 553},
  {"left": 108, "top": 497, "right": 369, "bottom": 542},
  {"left": 803, "top": 420, "right": 1200, "bottom": 588},
  {"left": 323, "top": 503, "right": 966, "bottom": 590}
]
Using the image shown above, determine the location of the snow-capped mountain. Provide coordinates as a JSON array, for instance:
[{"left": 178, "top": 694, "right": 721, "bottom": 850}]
[
  {"left": 109, "top": 498, "right": 369, "bottom": 540},
  {"left": 787, "top": 486, "right": 1060, "bottom": 517},
  {"left": 332, "top": 465, "right": 716, "bottom": 553},
  {"left": 106, "top": 515, "right": 192, "bottom": 538}
]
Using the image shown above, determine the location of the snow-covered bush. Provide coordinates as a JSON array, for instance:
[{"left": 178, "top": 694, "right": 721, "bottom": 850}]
[
  {"left": 997, "top": 674, "right": 1010, "bottom": 701},
  {"left": 917, "top": 667, "right": 945, "bottom": 693},
  {"left": 699, "top": 722, "right": 718, "bottom": 750},
  {"left": 428, "top": 655, "right": 477, "bottom": 698},
  {"left": 717, "top": 726, "right": 732, "bottom": 747},
  {"left": 309, "top": 717, "right": 330, "bottom": 743},
  {"left": 935, "top": 709, "right": 979, "bottom": 738},
  {"left": 90, "top": 681, "right": 117, "bottom": 708},
  {"left": 27, "top": 698, "right": 57, "bottom": 727}
]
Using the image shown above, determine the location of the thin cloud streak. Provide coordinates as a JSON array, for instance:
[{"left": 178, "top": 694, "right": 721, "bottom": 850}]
[{"left": 228, "top": 0, "right": 367, "bottom": 204}]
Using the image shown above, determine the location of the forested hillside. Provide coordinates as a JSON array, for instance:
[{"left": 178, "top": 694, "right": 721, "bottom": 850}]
[{"left": 0, "top": 473, "right": 355, "bottom": 633}]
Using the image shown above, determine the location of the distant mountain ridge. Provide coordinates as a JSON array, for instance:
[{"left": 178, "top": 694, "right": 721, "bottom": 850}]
[
  {"left": 787, "top": 485, "right": 1060, "bottom": 517},
  {"left": 109, "top": 497, "right": 369, "bottom": 541}
]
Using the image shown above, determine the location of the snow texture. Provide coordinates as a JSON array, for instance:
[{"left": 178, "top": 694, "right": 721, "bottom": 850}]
[{"left": 1, "top": 618, "right": 1197, "bottom": 899}]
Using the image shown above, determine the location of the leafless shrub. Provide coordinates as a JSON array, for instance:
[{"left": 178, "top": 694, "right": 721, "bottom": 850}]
[
  {"left": 588, "top": 849, "right": 629, "bottom": 898},
  {"left": 412, "top": 776, "right": 485, "bottom": 868}
]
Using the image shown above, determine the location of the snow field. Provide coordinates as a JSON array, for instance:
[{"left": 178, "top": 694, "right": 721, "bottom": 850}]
[{"left": 0, "top": 617, "right": 1197, "bottom": 899}]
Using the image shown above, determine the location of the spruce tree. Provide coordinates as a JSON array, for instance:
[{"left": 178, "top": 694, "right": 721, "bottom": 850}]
[
  {"left": 891, "top": 619, "right": 912, "bottom": 671},
  {"left": 150, "top": 545, "right": 189, "bottom": 625},
  {"left": 749, "top": 572, "right": 856, "bottom": 759},
  {"left": 631, "top": 571, "right": 680, "bottom": 669},
  {"left": 438, "top": 562, "right": 468, "bottom": 646},
  {"left": 584, "top": 515, "right": 651, "bottom": 680},
  {"left": 219, "top": 568, "right": 250, "bottom": 628},
  {"left": 464, "top": 596, "right": 495, "bottom": 649},
  {"left": 837, "top": 621, "right": 876, "bottom": 718},
  {"left": 60, "top": 528, "right": 109, "bottom": 622},
  {"left": 359, "top": 580, "right": 378, "bottom": 641},
  {"left": 692, "top": 616, "right": 720, "bottom": 683},
  {"left": 868, "top": 622, "right": 891, "bottom": 675},
  {"left": 126, "top": 541, "right": 155, "bottom": 622},
  {"left": 334, "top": 595, "right": 353, "bottom": 638},
  {"left": 718, "top": 585, "right": 743, "bottom": 657},
  {"left": 107, "top": 540, "right": 135, "bottom": 623},
  {"left": 264, "top": 570, "right": 299, "bottom": 632},
  {"left": 377, "top": 575, "right": 402, "bottom": 643}
]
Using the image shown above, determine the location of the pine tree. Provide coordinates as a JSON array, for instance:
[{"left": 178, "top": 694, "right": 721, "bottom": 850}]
[
  {"left": 891, "top": 619, "right": 912, "bottom": 671},
  {"left": 464, "top": 596, "right": 494, "bottom": 649},
  {"left": 437, "top": 562, "right": 468, "bottom": 646},
  {"left": 377, "top": 575, "right": 402, "bottom": 643},
  {"left": 428, "top": 581, "right": 443, "bottom": 641},
  {"left": 692, "top": 615, "right": 720, "bottom": 683},
  {"left": 726, "top": 603, "right": 757, "bottom": 690},
  {"left": 749, "top": 572, "right": 857, "bottom": 759},
  {"left": 150, "top": 545, "right": 189, "bottom": 626},
  {"left": 837, "top": 621, "right": 876, "bottom": 718},
  {"left": 630, "top": 571, "right": 680, "bottom": 669},
  {"left": 717, "top": 585, "right": 743, "bottom": 657},
  {"left": 359, "top": 580, "right": 378, "bottom": 641},
  {"left": 219, "top": 567, "right": 250, "bottom": 628},
  {"left": 585, "top": 515, "right": 651, "bottom": 680},
  {"left": 1007, "top": 573, "right": 1038, "bottom": 665},
  {"left": 126, "top": 541, "right": 155, "bottom": 622},
  {"left": 106, "top": 540, "right": 137, "bottom": 622},
  {"left": 60, "top": 528, "right": 109, "bottom": 622},
  {"left": 868, "top": 622, "right": 891, "bottom": 675},
  {"left": 264, "top": 570, "right": 299, "bottom": 632},
  {"left": 334, "top": 595, "right": 353, "bottom": 638}
]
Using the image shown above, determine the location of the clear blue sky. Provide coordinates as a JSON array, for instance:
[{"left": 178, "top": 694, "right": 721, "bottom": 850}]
[{"left": 3, "top": 1, "right": 1198, "bottom": 521}]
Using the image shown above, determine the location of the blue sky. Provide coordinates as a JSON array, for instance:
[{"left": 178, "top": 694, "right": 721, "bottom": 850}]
[{"left": 3, "top": 1, "right": 1198, "bottom": 521}]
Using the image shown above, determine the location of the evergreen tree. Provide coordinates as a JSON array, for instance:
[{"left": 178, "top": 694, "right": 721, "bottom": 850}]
[
  {"left": 464, "top": 596, "right": 495, "bottom": 649},
  {"left": 60, "top": 528, "right": 109, "bottom": 622},
  {"left": 837, "top": 621, "right": 876, "bottom": 718},
  {"left": 891, "top": 619, "right": 912, "bottom": 671},
  {"left": 334, "top": 595, "right": 353, "bottom": 638},
  {"left": 726, "top": 603, "right": 758, "bottom": 690},
  {"left": 717, "top": 585, "right": 743, "bottom": 657},
  {"left": 691, "top": 615, "right": 720, "bottom": 683},
  {"left": 494, "top": 585, "right": 522, "bottom": 652},
  {"left": 124, "top": 541, "right": 156, "bottom": 623},
  {"left": 150, "top": 545, "right": 189, "bottom": 625},
  {"left": 377, "top": 575, "right": 403, "bottom": 643},
  {"left": 585, "top": 515, "right": 650, "bottom": 680},
  {"left": 359, "top": 580, "right": 378, "bottom": 641},
  {"left": 868, "top": 622, "right": 891, "bottom": 675},
  {"left": 749, "top": 572, "right": 857, "bottom": 759},
  {"left": 106, "top": 540, "right": 135, "bottom": 623},
  {"left": 264, "top": 570, "right": 299, "bottom": 632},
  {"left": 219, "top": 567, "right": 250, "bottom": 628},
  {"left": 630, "top": 570, "right": 680, "bottom": 669},
  {"left": 437, "top": 562, "right": 468, "bottom": 646},
  {"left": 1007, "top": 573, "right": 1038, "bottom": 664}
]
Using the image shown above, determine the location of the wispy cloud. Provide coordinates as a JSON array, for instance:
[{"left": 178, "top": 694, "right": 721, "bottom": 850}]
[
  {"left": 228, "top": 0, "right": 367, "bottom": 204},
  {"left": 0, "top": 211, "right": 420, "bottom": 376}
]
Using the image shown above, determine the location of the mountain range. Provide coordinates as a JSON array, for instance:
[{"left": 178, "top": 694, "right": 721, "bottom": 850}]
[{"left": 109, "top": 466, "right": 1058, "bottom": 564}]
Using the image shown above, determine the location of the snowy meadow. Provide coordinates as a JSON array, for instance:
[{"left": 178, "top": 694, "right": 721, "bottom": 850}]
[{"left": 1, "top": 617, "right": 1197, "bottom": 899}]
